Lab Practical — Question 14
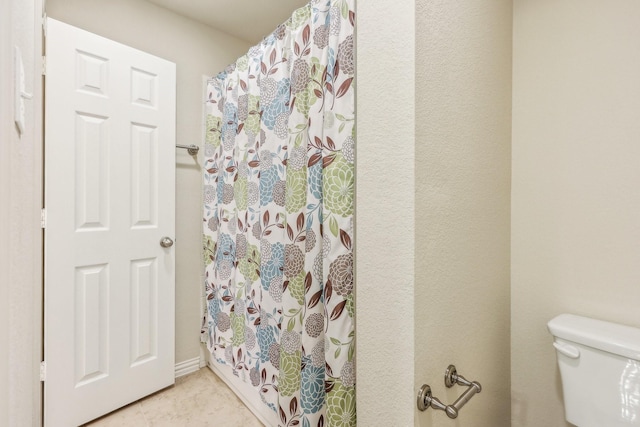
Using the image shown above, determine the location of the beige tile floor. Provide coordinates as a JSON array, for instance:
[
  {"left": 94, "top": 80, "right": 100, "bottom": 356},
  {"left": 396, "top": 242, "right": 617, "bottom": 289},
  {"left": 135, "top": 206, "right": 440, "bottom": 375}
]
[{"left": 83, "top": 368, "right": 264, "bottom": 427}]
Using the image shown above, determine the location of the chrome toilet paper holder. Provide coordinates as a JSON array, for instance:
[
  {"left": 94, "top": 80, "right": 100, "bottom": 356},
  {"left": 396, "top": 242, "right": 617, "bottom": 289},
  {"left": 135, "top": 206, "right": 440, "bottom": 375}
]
[{"left": 417, "top": 365, "right": 482, "bottom": 419}]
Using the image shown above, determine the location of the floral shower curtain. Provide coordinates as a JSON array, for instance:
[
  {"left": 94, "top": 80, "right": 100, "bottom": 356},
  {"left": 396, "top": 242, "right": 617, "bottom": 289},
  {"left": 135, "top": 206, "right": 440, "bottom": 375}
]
[{"left": 202, "top": 1, "right": 355, "bottom": 426}]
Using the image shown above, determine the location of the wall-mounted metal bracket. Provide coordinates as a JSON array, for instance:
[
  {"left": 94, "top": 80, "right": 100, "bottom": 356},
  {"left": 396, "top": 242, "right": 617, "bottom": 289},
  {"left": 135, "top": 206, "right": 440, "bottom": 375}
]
[
  {"left": 176, "top": 144, "right": 199, "bottom": 155},
  {"left": 417, "top": 365, "right": 482, "bottom": 419}
]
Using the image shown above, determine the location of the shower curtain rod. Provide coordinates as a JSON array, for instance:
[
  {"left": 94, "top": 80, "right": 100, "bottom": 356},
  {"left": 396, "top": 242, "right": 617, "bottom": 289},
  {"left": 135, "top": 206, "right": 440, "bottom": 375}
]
[{"left": 176, "top": 144, "right": 199, "bottom": 155}]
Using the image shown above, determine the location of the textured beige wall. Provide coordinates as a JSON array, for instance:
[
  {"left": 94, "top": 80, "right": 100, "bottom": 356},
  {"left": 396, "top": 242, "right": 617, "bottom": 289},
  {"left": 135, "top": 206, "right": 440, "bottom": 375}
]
[
  {"left": 1, "top": 2, "right": 10, "bottom": 422},
  {"left": 46, "top": 0, "right": 250, "bottom": 364},
  {"left": 355, "top": 0, "right": 416, "bottom": 425},
  {"left": 0, "top": 0, "right": 8, "bottom": 420},
  {"left": 414, "top": 1, "right": 512, "bottom": 426},
  {"left": 512, "top": 1, "right": 640, "bottom": 426},
  {"left": 356, "top": 1, "right": 511, "bottom": 425},
  {"left": 0, "top": 0, "right": 44, "bottom": 425}
]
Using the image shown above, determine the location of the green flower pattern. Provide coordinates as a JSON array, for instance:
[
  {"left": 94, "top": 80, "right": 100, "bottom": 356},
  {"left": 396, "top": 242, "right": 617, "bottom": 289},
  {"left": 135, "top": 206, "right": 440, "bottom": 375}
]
[
  {"left": 234, "top": 177, "right": 248, "bottom": 211},
  {"left": 323, "top": 153, "right": 354, "bottom": 217},
  {"left": 205, "top": 115, "right": 221, "bottom": 148},
  {"left": 202, "top": 1, "right": 355, "bottom": 426},
  {"left": 285, "top": 167, "right": 307, "bottom": 214},
  {"left": 279, "top": 349, "right": 302, "bottom": 397},
  {"left": 327, "top": 379, "right": 357, "bottom": 427}
]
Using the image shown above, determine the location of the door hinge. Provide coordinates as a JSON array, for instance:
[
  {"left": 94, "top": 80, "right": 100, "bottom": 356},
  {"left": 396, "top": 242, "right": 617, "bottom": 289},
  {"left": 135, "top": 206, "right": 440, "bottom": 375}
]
[
  {"left": 42, "top": 56, "right": 46, "bottom": 76},
  {"left": 40, "top": 208, "right": 46, "bottom": 228},
  {"left": 40, "top": 361, "right": 46, "bottom": 381}
]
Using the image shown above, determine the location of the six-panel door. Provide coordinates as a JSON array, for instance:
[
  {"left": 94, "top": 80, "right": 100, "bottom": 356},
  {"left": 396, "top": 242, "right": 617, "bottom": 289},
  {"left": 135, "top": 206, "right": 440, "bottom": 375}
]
[{"left": 44, "top": 18, "right": 176, "bottom": 426}]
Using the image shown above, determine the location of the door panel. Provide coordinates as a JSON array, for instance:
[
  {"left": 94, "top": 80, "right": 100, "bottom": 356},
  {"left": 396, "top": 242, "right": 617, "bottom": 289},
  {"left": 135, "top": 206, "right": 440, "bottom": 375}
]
[{"left": 44, "top": 18, "right": 176, "bottom": 426}]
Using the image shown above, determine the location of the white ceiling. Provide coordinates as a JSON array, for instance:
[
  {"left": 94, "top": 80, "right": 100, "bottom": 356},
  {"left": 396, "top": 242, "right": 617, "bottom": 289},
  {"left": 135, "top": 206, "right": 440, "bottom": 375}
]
[{"left": 145, "top": 0, "right": 309, "bottom": 44}]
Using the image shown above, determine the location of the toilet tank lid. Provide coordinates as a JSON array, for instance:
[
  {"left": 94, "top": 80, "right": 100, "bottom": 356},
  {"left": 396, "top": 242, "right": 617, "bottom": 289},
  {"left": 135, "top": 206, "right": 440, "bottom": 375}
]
[{"left": 548, "top": 314, "right": 640, "bottom": 360}]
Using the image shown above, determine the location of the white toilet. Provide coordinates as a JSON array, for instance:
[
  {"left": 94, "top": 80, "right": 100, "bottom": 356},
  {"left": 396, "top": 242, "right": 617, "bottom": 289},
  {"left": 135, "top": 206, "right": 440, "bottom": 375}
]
[{"left": 548, "top": 314, "right": 640, "bottom": 427}]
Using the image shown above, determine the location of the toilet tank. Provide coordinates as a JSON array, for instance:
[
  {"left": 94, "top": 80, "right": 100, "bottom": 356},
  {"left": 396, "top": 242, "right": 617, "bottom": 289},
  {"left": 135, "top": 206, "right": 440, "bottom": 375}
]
[{"left": 548, "top": 314, "right": 640, "bottom": 427}]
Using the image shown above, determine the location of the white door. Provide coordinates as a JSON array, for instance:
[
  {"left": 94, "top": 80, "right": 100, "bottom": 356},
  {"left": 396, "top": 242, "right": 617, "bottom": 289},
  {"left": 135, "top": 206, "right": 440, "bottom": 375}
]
[{"left": 44, "top": 18, "right": 176, "bottom": 426}]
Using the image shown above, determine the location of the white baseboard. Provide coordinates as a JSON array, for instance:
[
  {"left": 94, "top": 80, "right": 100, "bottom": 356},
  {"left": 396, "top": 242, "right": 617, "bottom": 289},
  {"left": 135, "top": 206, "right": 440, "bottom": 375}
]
[{"left": 174, "top": 357, "right": 201, "bottom": 378}]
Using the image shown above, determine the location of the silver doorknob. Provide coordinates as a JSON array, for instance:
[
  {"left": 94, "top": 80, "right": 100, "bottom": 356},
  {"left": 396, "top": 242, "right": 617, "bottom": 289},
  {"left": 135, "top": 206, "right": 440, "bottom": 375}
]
[{"left": 160, "top": 237, "right": 174, "bottom": 248}]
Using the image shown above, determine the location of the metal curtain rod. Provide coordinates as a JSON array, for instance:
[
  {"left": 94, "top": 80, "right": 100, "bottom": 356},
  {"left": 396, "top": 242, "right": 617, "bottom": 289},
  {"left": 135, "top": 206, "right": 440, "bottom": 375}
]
[{"left": 176, "top": 144, "right": 199, "bottom": 155}]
